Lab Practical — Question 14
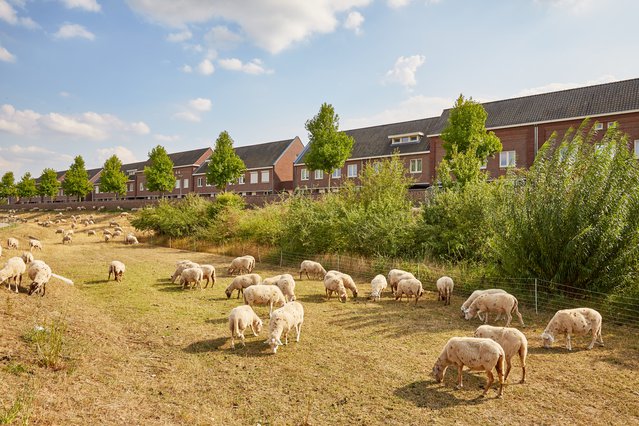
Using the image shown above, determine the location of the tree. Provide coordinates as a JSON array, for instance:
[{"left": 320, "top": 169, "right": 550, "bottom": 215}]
[
  {"left": 16, "top": 172, "right": 37, "bottom": 201},
  {"left": 144, "top": 145, "right": 175, "bottom": 197},
  {"left": 206, "top": 131, "right": 246, "bottom": 191},
  {"left": 62, "top": 156, "right": 93, "bottom": 201},
  {"left": 0, "top": 172, "right": 17, "bottom": 203},
  {"left": 99, "top": 155, "right": 128, "bottom": 198},
  {"left": 304, "top": 103, "right": 354, "bottom": 190},
  {"left": 37, "top": 168, "right": 61, "bottom": 202}
]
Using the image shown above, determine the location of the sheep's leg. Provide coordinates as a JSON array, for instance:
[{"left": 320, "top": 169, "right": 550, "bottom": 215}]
[
  {"left": 240, "top": 332, "right": 246, "bottom": 348},
  {"left": 455, "top": 365, "right": 464, "bottom": 389},
  {"left": 515, "top": 308, "right": 525, "bottom": 327},
  {"left": 483, "top": 311, "right": 489, "bottom": 324},
  {"left": 483, "top": 371, "right": 494, "bottom": 396},
  {"left": 41, "top": 283, "right": 46, "bottom": 297},
  {"left": 505, "top": 311, "right": 512, "bottom": 327},
  {"left": 203, "top": 277, "right": 209, "bottom": 288},
  {"left": 597, "top": 326, "right": 604, "bottom": 346},
  {"left": 197, "top": 279, "right": 202, "bottom": 291},
  {"left": 520, "top": 349, "right": 526, "bottom": 384},
  {"left": 566, "top": 333, "right": 572, "bottom": 351},
  {"left": 296, "top": 323, "right": 302, "bottom": 342},
  {"left": 237, "top": 289, "right": 241, "bottom": 299},
  {"left": 231, "top": 334, "right": 236, "bottom": 349},
  {"left": 504, "top": 358, "right": 512, "bottom": 382}
]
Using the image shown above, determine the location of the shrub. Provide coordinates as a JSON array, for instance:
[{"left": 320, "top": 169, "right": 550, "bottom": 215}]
[
  {"left": 24, "top": 318, "right": 67, "bottom": 370},
  {"left": 131, "top": 193, "right": 215, "bottom": 237}
]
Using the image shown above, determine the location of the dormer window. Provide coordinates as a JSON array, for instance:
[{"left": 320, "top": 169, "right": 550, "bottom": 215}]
[
  {"left": 389, "top": 132, "right": 423, "bottom": 145},
  {"left": 126, "top": 169, "right": 137, "bottom": 176}
]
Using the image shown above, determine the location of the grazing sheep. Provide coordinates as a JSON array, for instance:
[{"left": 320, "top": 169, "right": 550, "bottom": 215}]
[
  {"left": 323, "top": 274, "right": 348, "bottom": 302},
  {"left": 55, "top": 228, "right": 64, "bottom": 234},
  {"left": 228, "top": 305, "right": 263, "bottom": 349},
  {"left": 243, "top": 285, "right": 286, "bottom": 316},
  {"left": 108, "top": 260, "right": 126, "bottom": 282},
  {"left": 114, "top": 226, "right": 124, "bottom": 233},
  {"left": 541, "top": 308, "right": 603, "bottom": 351},
  {"left": 225, "top": 273, "right": 262, "bottom": 299},
  {"left": 171, "top": 261, "right": 200, "bottom": 283},
  {"left": 180, "top": 267, "right": 204, "bottom": 290},
  {"left": 29, "top": 239, "right": 43, "bottom": 251},
  {"left": 227, "top": 256, "right": 253, "bottom": 275},
  {"left": 436, "top": 276, "right": 454, "bottom": 305},
  {"left": 388, "top": 269, "right": 416, "bottom": 295},
  {"left": 432, "top": 337, "right": 505, "bottom": 398},
  {"left": 263, "top": 274, "right": 296, "bottom": 302},
  {"left": 369, "top": 274, "right": 388, "bottom": 301},
  {"left": 26, "top": 261, "right": 51, "bottom": 296},
  {"left": 243, "top": 255, "right": 256, "bottom": 272},
  {"left": 21, "top": 251, "right": 34, "bottom": 264},
  {"left": 110, "top": 221, "right": 119, "bottom": 227},
  {"left": 104, "top": 234, "right": 112, "bottom": 243},
  {"left": 461, "top": 289, "right": 508, "bottom": 320},
  {"left": 299, "top": 260, "right": 327, "bottom": 280},
  {"left": 124, "top": 234, "right": 139, "bottom": 245},
  {"left": 7, "top": 237, "right": 19, "bottom": 250},
  {"left": 113, "top": 230, "right": 122, "bottom": 238},
  {"left": 265, "top": 301, "right": 304, "bottom": 354},
  {"left": 200, "top": 264, "right": 216, "bottom": 288},
  {"left": 87, "top": 230, "right": 96, "bottom": 236},
  {"left": 62, "top": 235, "right": 72, "bottom": 244},
  {"left": 464, "top": 293, "right": 525, "bottom": 327},
  {"left": 474, "top": 325, "right": 528, "bottom": 383},
  {"left": 326, "top": 270, "right": 358, "bottom": 298},
  {"left": 64, "top": 230, "right": 74, "bottom": 236},
  {"left": 395, "top": 278, "right": 424, "bottom": 304},
  {"left": 0, "top": 256, "right": 27, "bottom": 293},
  {"left": 103, "top": 229, "right": 113, "bottom": 236}
]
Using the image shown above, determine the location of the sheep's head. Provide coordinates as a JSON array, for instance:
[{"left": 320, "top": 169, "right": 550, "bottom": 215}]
[
  {"left": 28, "top": 281, "right": 45, "bottom": 296},
  {"left": 464, "top": 307, "right": 476, "bottom": 320},
  {"left": 541, "top": 331, "right": 554, "bottom": 348},
  {"left": 417, "top": 288, "right": 424, "bottom": 298},
  {"left": 225, "top": 289, "right": 232, "bottom": 299},
  {"left": 432, "top": 362, "right": 446, "bottom": 383},
  {"left": 265, "top": 337, "right": 283, "bottom": 353},
  {"left": 253, "top": 319, "right": 263, "bottom": 334}
]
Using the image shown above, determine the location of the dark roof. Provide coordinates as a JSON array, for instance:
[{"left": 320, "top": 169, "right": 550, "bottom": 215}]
[
  {"left": 194, "top": 138, "right": 298, "bottom": 174},
  {"left": 87, "top": 168, "right": 101, "bottom": 181},
  {"left": 295, "top": 117, "right": 438, "bottom": 165},
  {"left": 118, "top": 147, "right": 212, "bottom": 175},
  {"left": 429, "top": 78, "right": 639, "bottom": 135}
]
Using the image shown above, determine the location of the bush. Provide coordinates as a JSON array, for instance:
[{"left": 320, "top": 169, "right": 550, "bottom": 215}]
[
  {"left": 24, "top": 318, "right": 67, "bottom": 370},
  {"left": 131, "top": 193, "right": 216, "bottom": 237}
]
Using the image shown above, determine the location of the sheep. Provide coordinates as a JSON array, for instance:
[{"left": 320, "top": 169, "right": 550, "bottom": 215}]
[
  {"left": 263, "top": 274, "right": 297, "bottom": 302},
  {"left": 29, "top": 239, "right": 43, "bottom": 251},
  {"left": 432, "top": 337, "right": 505, "bottom": 398},
  {"left": 21, "top": 251, "right": 34, "bottom": 264},
  {"left": 228, "top": 305, "right": 263, "bottom": 349},
  {"left": 243, "top": 255, "right": 256, "bottom": 272},
  {"left": 180, "top": 267, "right": 204, "bottom": 290},
  {"left": 323, "top": 274, "right": 348, "bottom": 302},
  {"left": 326, "top": 270, "right": 358, "bottom": 298},
  {"left": 0, "top": 256, "right": 26, "bottom": 293},
  {"left": 369, "top": 274, "right": 388, "bottom": 301},
  {"left": 243, "top": 285, "right": 286, "bottom": 316},
  {"left": 7, "top": 237, "right": 19, "bottom": 250},
  {"left": 436, "top": 276, "right": 454, "bottom": 305},
  {"left": 64, "top": 230, "right": 74, "bottom": 236},
  {"left": 55, "top": 228, "right": 64, "bottom": 234},
  {"left": 110, "top": 221, "right": 120, "bottom": 227},
  {"left": 171, "top": 261, "right": 200, "bottom": 283},
  {"left": 104, "top": 234, "right": 112, "bottom": 243},
  {"left": 387, "top": 269, "right": 416, "bottom": 295},
  {"left": 395, "top": 278, "right": 424, "bottom": 304},
  {"left": 113, "top": 230, "right": 122, "bottom": 238},
  {"left": 464, "top": 293, "right": 525, "bottom": 327},
  {"left": 103, "top": 229, "right": 113, "bottom": 236},
  {"left": 461, "top": 289, "right": 508, "bottom": 320},
  {"left": 62, "top": 235, "right": 72, "bottom": 244},
  {"left": 227, "top": 256, "right": 253, "bottom": 275},
  {"left": 124, "top": 234, "right": 139, "bottom": 245},
  {"left": 108, "top": 260, "right": 126, "bottom": 283},
  {"left": 474, "top": 325, "right": 528, "bottom": 384},
  {"left": 265, "top": 301, "right": 304, "bottom": 354},
  {"left": 299, "top": 260, "right": 327, "bottom": 280},
  {"left": 114, "top": 226, "right": 124, "bottom": 233},
  {"left": 225, "top": 273, "right": 262, "bottom": 299},
  {"left": 87, "top": 230, "right": 96, "bottom": 236},
  {"left": 541, "top": 308, "right": 603, "bottom": 351},
  {"left": 200, "top": 264, "right": 216, "bottom": 288}
]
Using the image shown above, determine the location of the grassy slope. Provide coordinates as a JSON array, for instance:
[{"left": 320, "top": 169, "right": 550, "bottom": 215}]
[{"left": 0, "top": 213, "right": 638, "bottom": 425}]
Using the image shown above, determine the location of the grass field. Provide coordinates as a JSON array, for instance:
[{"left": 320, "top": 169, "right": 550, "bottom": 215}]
[{"left": 1, "top": 212, "right": 638, "bottom": 425}]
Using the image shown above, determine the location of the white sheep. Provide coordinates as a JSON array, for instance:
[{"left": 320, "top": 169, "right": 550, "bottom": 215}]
[
  {"left": 464, "top": 293, "right": 525, "bottom": 327},
  {"left": 108, "top": 260, "right": 126, "bottom": 282},
  {"left": 87, "top": 230, "right": 96, "bottom": 236},
  {"left": 26, "top": 260, "right": 73, "bottom": 297},
  {"left": 228, "top": 305, "right": 263, "bottom": 349},
  {"left": 125, "top": 234, "right": 139, "bottom": 245},
  {"left": 227, "top": 256, "right": 253, "bottom": 275},
  {"left": 21, "top": 251, "right": 34, "bottom": 264},
  {"left": 243, "top": 285, "right": 286, "bottom": 316},
  {"left": 7, "top": 237, "right": 19, "bottom": 250},
  {"left": 395, "top": 278, "right": 424, "bottom": 304},
  {"left": 29, "top": 239, "right": 43, "bottom": 251},
  {"left": 474, "top": 325, "right": 528, "bottom": 383},
  {"left": 113, "top": 230, "right": 122, "bottom": 238},
  {"left": 62, "top": 234, "right": 72, "bottom": 244},
  {"left": 436, "top": 276, "right": 454, "bottom": 305},
  {"left": 387, "top": 269, "right": 416, "bottom": 295},
  {"left": 55, "top": 228, "right": 64, "bottom": 234},
  {"left": 369, "top": 274, "right": 388, "bottom": 301},
  {"left": 103, "top": 229, "right": 112, "bottom": 236},
  {"left": 323, "top": 274, "right": 348, "bottom": 302},
  {"left": 432, "top": 336, "right": 505, "bottom": 398},
  {"left": 180, "top": 267, "right": 204, "bottom": 290},
  {"left": 299, "top": 260, "right": 327, "bottom": 280},
  {"left": 200, "top": 264, "right": 216, "bottom": 288},
  {"left": 265, "top": 301, "right": 304, "bottom": 354},
  {"left": 263, "top": 274, "right": 296, "bottom": 302},
  {"left": 171, "top": 261, "right": 200, "bottom": 283},
  {"left": 326, "top": 270, "right": 358, "bottom": 298},
  {"left": 541, "top": 308, "right": 603, "bottom": 351},
  {"left": 461, "top": 289, "right": 508, "bottom": 320},
  {"left": 0, "top": 256, "right": 26, "bottom": 293},
  {"left": 225, "top": 273, "right": 262, "bottom": 299},
  {"left": 104, "top": 234, "right": 112, "bottom": 243}
]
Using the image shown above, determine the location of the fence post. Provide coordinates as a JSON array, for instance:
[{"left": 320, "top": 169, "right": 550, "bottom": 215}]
[
  {"left": 337, "top": 255, "right": 340, "bottom": 271},
  {"left": 279, "top": 250, "right": 283, "bottom": 267},
  {"left": 534, "top": 278, "right": 538, "bottom": 315},
  {"left": 169, "top": 237, "right": 172, "bottom": 249}
]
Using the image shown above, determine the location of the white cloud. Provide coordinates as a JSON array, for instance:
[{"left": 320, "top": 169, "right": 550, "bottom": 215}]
[
  {"left": 54, "top": 23, "right": 95, "bottom": 40},
  {"left": 204, "top": 25, "right": 243, "bottom": 49},
  {"left": 384, "top": 54, "right": 425, "bottom": 87},
  {"left": 344, "top": 11, "right": 364, "bottom": 34},
  {"left": 59, "top": 91, "right": 71, "bottom": 97},
  {"left": 343, "top": 95, "right": 452, "bottom": 129},
  {"left": 126, "top": 0, "right": 371, "bottom": 54},
  {"left": 387, "top": 0, "right": 411, "bottom": 7},
  {"left": 197, "top": 58, "right": 215, "bottom": 75},
  {"left": 96, "top": 146, "right": 137, "bottom": 164},
  {"left": 218, "top": 57, "right": 271, "bottom": 75},
  {"left": 166, "top": 29, "right": 192, "bottom": 43},
  {"left": 173, "top": 97, "right": 213, "bottom": 122},
  {"left": 189, "top": 98, "right": 212, "bottom": 111},
  {"left": 0, "top": 45, "right": 16, "bottom": 63},
  {"left": 61, "top": 0, "right": 101, "bottom": 12},
  {"left": 154, "top": 133, "right": 181, "bottom": 142},
  {"left": 181, "top": 64, "right": 192, "bottom": 73},
  {"left": 0, "top": 144, "right": 74, "bottom": 176},
  {"left": 516, "top": 75, "right": 618, "bottom": 97},
  {"left": 535, "top": 0, "right": 599, "bottom": 15},
  {"left": 0, "top": 0, "right": 39, "bottom": 28},
  {"left": 172, "top": 111, "right": 201, "bottom": 122}
]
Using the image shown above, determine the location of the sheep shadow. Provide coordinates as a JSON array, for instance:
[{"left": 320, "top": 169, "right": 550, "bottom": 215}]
[
  {"left": 184, "top": 337, "right": 272, "bottom": 357},
  {"left": 394, "top": 380, "right": 494, "bottom": 409},
  {"left": 83, "top": 279, "right": 109, "bottom": 285},
  {"left": 297, "top": 293, "right": 331, "bottom": 304},
  {"left": 204, "top": 317, "right": 228, "bottom": 325}
]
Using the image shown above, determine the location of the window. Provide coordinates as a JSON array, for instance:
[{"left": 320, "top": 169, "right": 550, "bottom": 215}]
[
  {"left": 372, "top": 162, "right": 381, "bottom": 173},
  {"left": 301, "top": 168, "right": 309, "bottom": 181},
  {"left": 250, "top": 172, "right": 258, "bottom": 184},
  {"left": 347, "top": 164, "right": 358, "bottom": 178},
  {"left": 126, "top": 169, "right": 137, "bottom": 176},
  {"left": 95, "top": 186, "right": 99, "bottom": 194},
  {"left": 175, "top": 180, "right": 180, "bottom": 189},
  {"left": 594, "top": 122, "right": 603, "bottom": 131},
  {"left": 238, "top": 175, "right": 245, "bottom": 185},
  {"left": 183, "top": 178, "right": 189, "bottom": 189},
  {"left": 389, "top": 132, "right": 422, "bottom": 144},
  {"left": 128, "top": 183, "right": 133, "bottom": 192},
  {"left": 332, "top": 168, "right": 341, "bottom": 179},
  {"left": 409, "top": 159, "right": 422, "bottom": 173},
  {"left": 607, "top": 121, "right": 617, "bottom": 129},
  {"left": 139, "top": 182, "right": 144, "bottom": 191},
  {"left": 480, "top": 159, "right": 488, "bottom": 170},
  {"left": 197, "top": 177, "right": 203, "bottom": 187},
  {"left": 500, "top": 151, "right": 516, "bottom": 168},
  {"left": 314, "top": 170, "right": 323, "bottom": 180},
  {"left": 261, "top": 170, "right": 270, "bottom": 183},
  {"left": 635, "top": 140, "right": 639, "bottom": 158}
]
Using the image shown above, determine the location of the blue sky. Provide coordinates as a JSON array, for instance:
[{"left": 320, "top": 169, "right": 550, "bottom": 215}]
[{"left": 1, "top": 0, "right": 638, "bottom": 177}]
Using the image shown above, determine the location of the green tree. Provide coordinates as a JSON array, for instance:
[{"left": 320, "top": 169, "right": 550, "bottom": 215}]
[
  {"left": 206, "top": 131, "right": 246, "bottom": 191},
  {"left": 0, "top": 172, "right": 17, "bottom": 203},
  {"left": 16, "top": 172, "right": 37, "bottom": 200},
  {"left": 99, "top": 155, "right": 128, "bottom": 198},
  {"left": 144, "top": 145, "right": 175, "bottom": 197},
  {"left": 62, "top": 156, "right": 93, "bottom": 201},
  {"left": 304, "top": 103, "right": 354, "bottom": 190},
  {"left": 37, "top": 168, "right": 61, "bottom": 202}
]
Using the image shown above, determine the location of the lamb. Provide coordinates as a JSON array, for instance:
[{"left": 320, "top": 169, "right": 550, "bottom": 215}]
[
  {"left": 29, "top": 239, "right": 43, "bottom": 251},
  {"left": 21, "top": 251, "right": 34, "bottom": 264},
  {"left": 55, "top": 228, "right": 64, "bottom": 234},
  {"left": 124, "top": 234, "right": 139, "bottom": 245},
  {"left": 387, "top": 269, "right": 416, "bottom": 295},
  {"left": 263, "top": 274, "right": 296, "bottom": 302},
  {"left": 474, "top": 325, "right": 528, "bottom": 383},
  {"left": 171, "top": 261, "right": 200, "bottom": 283},
  {"left": 104, "top": 234, "right": 112, "bottom": 243},
  {"left": 299, "top": 260, "right": 327, "bottom": 280},
  {"left": 326, "top": 270, "right": 358, "bottom": 298},
  {"left": 243, "top": 285, "right": 286, "bottom": 316},
  {"left": 464, "top": 293, "right": 525, "bottom": 327},
  {"left": 180, "top": 267, "right": 204, "bottom": 290},
  {"left": 200, "top": 264, "right": 216, "bottom": 288},
  {"left": 0, "top": 256, "right": 26, "bottom": 293},
  {"left": 225, "top": 273, "right": 262, "bottom": 299},
  {"left": 265, "top": 301, "right": 304, "bottom": 354},
  {"left": 369, "top": 274, "right": 388, "bottom": 301},
  {"left": 432, "top": 336, "right": 505, "bottom": 398},
  {"left": 113, "top": 230, "right": 122, "bottom": 238},
  {"left": 62, "top": 235, "right": 72, "bottom": 244},
  {"left": 228, "top": 305, "right": 263, "bottom": 349},
  {"left": 461, "top": 289, "right": 508, "bottom": 319},
  {"left": 395, "top": 278, "right": 424, "bottom": 304},
  {"left": 436, "top": 276, "right": 454, "bottom": 305},
  {"left": 108, "top": 260, "right": 126, "bottom": 282},
  {"left": 227, "top": 256, "right": 253, "bottom": 275},
  {"left": 7, "top": 237, "right": 19, "bottom": 250},
  {"left": 541, "top": 308, "right": 603, "bottom": 351},
  {"left": 323, "top": 274, "right": 348, "bottom": 302},
  {"left": 87, "top": 230, "right": 96, "bottom": 236}
]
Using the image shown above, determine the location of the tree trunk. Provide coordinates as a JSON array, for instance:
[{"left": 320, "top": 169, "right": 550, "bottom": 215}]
[{"left": 327, "top": 171, "right": 331, "bottom": 192}]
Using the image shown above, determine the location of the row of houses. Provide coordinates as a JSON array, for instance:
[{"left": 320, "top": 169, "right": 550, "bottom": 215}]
[{"left": 22, "top": 78, "right": 639, "bottom": 203}]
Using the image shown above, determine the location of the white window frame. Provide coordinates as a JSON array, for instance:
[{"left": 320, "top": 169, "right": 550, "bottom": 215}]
[
  {"left": 607, "top": 121, "right": 617, "bottom": 129},
  {"left": 409, "top": 159, "right": 422, "bottom": 174},
  {"left": 175, "top": 180, "right": 180, "bottom": 189},
  {"left": 261, "top": 170, "right": 270, "bottom": 183},
  {"left": 128, "top": 183, "right": 133, "bottom": 192},
  {"left": 301, "top": 168, "right": 309, "bottom": 181},
  {"left": 238, "top": 175, "right": 245, "bottom": 185},
  {"left": 250, "top": 172, "right": 258, "bottom": 184},
  {"left": 314, "top": 170, "right": 324, "bottom": 180},
  {"left": 634, "top": 140, "right": 639, "bottom": 158},
  {"left": 139, "top": 182, "right": 144, "bottom": 191},
  {"left": 499, "top": 151, "right": 516, "bottom": 168},
  {"left": 480, "top": 159, "right": 488, "bottom": 170},
  {"left": 594, "top": 122, "right": 603, "bottom": 131},
  {"left": 197, "top": 177, "right": 203, "bottom": 187},
  {"left": 347, "top": 164, "right": 358, "bottom": 178},
  {"left": 332, "top": 168, "right": 341, "bottom": 179},
  {"left": 95, "top": 186, "right": 99, "bottom": 194},
  {"left": 183, "top": 178, "right": 189, "bottom": 189}
]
